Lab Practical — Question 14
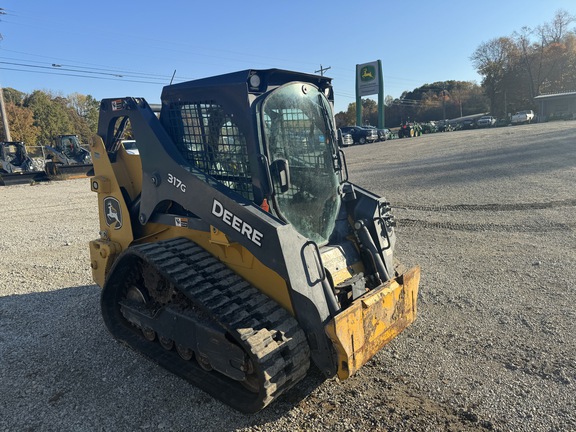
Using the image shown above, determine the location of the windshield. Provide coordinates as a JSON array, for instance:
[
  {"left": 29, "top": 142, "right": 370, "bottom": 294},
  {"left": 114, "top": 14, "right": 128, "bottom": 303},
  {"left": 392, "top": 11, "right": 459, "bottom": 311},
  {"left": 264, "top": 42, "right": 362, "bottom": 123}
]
[{"left": 261, "top": 83, "right": 340, "bottom": 245}]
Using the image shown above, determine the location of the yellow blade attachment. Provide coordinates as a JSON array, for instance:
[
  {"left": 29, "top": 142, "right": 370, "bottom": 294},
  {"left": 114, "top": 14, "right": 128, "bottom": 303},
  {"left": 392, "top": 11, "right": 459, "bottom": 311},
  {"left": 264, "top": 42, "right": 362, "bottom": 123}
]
[{"left": 325, "top": 266, "right": 421, "bottom": 380}]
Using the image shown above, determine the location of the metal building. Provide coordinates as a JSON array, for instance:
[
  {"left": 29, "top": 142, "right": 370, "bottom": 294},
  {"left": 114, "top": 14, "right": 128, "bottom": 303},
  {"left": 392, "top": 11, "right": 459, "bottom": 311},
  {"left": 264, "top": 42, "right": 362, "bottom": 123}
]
[{"left": 534, "top": 91, "right": 576, "bottom": 121}]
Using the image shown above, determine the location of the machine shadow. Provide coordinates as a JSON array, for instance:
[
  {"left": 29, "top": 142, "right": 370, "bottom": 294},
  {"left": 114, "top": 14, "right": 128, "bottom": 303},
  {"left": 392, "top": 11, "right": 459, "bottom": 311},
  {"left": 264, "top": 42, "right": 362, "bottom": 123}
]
[{"left": 0, "top": 285, "right": 328, "bottom": 430}]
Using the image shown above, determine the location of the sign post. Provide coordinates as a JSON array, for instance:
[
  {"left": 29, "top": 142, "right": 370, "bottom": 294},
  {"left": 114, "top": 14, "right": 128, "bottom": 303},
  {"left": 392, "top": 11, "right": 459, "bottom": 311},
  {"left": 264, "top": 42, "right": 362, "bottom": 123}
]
[{"left": 355, "top": 60, "right": 384, "bottom": 128}]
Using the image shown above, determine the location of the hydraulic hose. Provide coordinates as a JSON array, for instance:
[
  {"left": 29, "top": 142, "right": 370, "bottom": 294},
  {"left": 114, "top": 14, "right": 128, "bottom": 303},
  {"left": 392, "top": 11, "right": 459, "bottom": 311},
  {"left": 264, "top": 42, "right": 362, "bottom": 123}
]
[{"left": 354, "top": 219, "right": 390, "bottom": 283}]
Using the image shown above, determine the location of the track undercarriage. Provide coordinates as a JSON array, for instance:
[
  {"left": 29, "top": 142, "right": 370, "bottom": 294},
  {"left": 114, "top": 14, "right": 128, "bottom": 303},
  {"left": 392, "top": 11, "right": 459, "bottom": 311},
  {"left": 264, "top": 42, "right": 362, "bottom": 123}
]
[{"left": 101, "top": 237, "right": 310, "bottom": 413}]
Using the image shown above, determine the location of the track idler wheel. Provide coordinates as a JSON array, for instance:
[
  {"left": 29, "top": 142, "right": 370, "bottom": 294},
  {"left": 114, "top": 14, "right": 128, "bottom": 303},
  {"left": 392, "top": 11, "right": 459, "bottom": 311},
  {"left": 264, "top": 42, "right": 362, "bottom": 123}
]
[
  {"left": 195, "top": 352, "right": 213, "bottom": 371},
  {"left": 240, "top": 358, "right": 259, "bottom": 393},
  {"left": 159, "top": 336, "right": 174, "bottom": 351},
  {"left": 176, "top": 344, "right": 193, "bottom": 361}
]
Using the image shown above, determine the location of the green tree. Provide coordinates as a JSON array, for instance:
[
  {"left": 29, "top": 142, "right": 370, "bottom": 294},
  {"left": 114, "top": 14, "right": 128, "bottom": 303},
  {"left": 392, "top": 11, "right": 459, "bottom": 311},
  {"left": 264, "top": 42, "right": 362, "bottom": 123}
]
[
  {"left": 335, "top": 104, "right": 355, "bottom": 128},
  {"left": 334, "top": 98, "right": 379, "bottom": 128},
  {"left": 360, "top": 98, "right": 378, "bottom": 126},
  {"left": 2, "top": 87, "right": 27, "bottom": 105},
  {"left": 1, "top": 87, "right": 100, "bottom": 146},
  {"left": 68, "top": 93, "right": 100, "bottom": 133},
  {"left": 24, "top": 90, "right": 74, "bottom": 145},
  {"left": 471, "top": 37, "right": 518, "bottom": 117}
]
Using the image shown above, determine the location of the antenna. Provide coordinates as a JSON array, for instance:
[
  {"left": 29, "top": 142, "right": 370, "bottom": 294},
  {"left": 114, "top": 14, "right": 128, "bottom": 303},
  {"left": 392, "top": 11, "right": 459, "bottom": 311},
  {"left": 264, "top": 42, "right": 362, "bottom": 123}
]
[{"left": 170, "top": 70, "right": 176, "bottom": 85}]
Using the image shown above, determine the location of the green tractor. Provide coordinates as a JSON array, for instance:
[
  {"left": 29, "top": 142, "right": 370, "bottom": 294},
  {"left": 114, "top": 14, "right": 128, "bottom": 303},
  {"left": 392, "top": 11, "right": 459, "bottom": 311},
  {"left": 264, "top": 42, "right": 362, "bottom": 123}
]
[{"left": 397, "top": 122, "right": 422, "bottom": 138}]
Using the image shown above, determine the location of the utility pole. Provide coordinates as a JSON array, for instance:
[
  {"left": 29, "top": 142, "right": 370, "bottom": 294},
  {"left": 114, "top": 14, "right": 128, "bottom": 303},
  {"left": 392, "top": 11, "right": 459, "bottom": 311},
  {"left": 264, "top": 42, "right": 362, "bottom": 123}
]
[
  {"left": 315, "top": 65, "right": 331, "bottom": 76},
  {"left": 442, "top": 88, "right": 447, "bottom": 121},
  {"left": 0, "top": 8, "right": 10, "bottom": 141},
  {"left": 0, "top": 86, "right": 11, "bottom": 141}
]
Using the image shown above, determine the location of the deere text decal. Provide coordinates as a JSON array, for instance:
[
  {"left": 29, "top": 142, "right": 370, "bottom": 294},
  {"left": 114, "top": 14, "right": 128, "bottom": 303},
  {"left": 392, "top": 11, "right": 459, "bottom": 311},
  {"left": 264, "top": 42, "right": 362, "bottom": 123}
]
[{"left": 211, "top": 199, "right": 263, "bottom": 247}]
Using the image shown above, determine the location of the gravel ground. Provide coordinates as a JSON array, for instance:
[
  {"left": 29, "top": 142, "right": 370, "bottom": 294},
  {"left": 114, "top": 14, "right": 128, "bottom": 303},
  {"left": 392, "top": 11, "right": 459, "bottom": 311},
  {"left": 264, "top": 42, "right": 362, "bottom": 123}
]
[{"left": 1, "top": 121, "right": 575, "bottom": 431}]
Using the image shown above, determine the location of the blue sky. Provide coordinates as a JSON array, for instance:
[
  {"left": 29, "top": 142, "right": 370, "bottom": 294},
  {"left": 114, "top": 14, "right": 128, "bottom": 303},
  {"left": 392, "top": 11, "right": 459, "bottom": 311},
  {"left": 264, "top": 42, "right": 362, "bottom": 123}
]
[{"left": 0, "top": 1, "right": 574, "bottom": 114}]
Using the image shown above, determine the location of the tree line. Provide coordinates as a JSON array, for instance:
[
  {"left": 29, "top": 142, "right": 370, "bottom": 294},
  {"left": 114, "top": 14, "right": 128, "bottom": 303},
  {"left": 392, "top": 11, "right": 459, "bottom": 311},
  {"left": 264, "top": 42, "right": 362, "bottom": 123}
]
[
  {"left": 336, "top": 9, "right": 575, "bottom": 128},
  {"left": 335, "top": 81, "right": 489, "bottom": 128},
  {"left": 0, "top": 88, "right": 99, "bottom": 146},
  {"left": 471, "top": 9, "right": 575, "bottom": 118}
]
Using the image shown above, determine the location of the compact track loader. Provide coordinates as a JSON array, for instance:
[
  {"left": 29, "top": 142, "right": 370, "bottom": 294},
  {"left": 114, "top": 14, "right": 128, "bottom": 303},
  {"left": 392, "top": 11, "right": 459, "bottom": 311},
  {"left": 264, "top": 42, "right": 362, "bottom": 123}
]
[
  {"left": 89, "top": 69, "right": 420, "bottom": 413},
  {"left": 0, "top": 141, "right": 47, "bottom": 185},
  {"left": 44, "top": 134, "right": 93, "bottom": 178}
]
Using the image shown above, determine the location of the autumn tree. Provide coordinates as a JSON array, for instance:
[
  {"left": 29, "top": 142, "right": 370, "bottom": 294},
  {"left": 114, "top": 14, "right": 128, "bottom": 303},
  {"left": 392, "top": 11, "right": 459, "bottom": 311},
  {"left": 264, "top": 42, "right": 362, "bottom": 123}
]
[
  {"left": 471, "top": 37, "right": 518, "bottom": 117},
  {"left": 0, "top": 103, "right": 40, "bottom": 144},
  {"left": 382, "top": 81, "right": 487, "bottom": 125},
  {"left": 335, "top": 105, "right": 355, "bottom": 128},
  {"left": 335, "top": 98, "right": 379, "bottom": 128},
  {"left": 472, "top": 9, "right": 576, "bottom": 117},
  {"left": 1, "top": 87, "right": 100, "bottom": 145}
]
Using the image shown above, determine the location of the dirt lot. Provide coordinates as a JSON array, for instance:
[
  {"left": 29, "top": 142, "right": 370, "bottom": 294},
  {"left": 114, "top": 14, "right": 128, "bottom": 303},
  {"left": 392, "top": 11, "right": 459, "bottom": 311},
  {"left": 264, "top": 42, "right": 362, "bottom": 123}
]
[{"left": 1, "top": 121, "right": 575, "bottom": 431}]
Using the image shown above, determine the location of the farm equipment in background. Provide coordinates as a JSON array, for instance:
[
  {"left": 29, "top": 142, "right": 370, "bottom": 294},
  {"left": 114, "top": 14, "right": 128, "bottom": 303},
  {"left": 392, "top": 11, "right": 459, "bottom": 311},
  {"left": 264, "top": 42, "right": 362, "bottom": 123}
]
[
  {"left": 420, "top": 122, "right": 437, "bottom": 134},
  {"left": 89, "top": 68, "right": 420, "bottom": 413},
  {"left": 44, "top": 134, "right": 93, "bottom": 178},
  {"left": 0, "top": 141, "right": 48, "bottom": 186},
  {"left": 397, "top": 122, "right": 424, "bottom": 138},
  {"left": 436, "top": 120, "right": 454, "bottom": 132}
]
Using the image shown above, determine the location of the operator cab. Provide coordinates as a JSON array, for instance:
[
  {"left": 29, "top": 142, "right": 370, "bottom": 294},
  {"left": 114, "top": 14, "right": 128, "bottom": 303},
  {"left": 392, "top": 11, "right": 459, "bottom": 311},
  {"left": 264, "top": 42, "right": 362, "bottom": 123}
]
[{"left": 160, "top": 69, "right": 343, "bottom": 245}]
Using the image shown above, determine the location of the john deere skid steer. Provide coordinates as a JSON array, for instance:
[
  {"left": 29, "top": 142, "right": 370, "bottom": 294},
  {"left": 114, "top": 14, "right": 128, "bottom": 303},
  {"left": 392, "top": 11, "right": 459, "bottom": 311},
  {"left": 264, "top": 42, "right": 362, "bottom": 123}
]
[
  {"left": 44, "top": 134, "right": 93, "bottom": 179},
  {"left": 0, "top": 141, "right": 47, "bottom": 185},
  {"left": 89, "top": 69, "right": 420, "bottom": 413}
]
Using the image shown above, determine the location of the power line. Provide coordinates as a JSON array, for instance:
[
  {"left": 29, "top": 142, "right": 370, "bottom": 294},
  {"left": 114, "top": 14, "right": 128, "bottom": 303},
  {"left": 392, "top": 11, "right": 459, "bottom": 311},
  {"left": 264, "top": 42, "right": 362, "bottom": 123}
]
[
  {"left": 0, "top": 49, "right": 186, "bottom": 80},
  {"left": 0, "top": 66, "right": 169, "bottom": 85},
  {"left": 1, "top": 49, "right": 186, "bottom": 79}
]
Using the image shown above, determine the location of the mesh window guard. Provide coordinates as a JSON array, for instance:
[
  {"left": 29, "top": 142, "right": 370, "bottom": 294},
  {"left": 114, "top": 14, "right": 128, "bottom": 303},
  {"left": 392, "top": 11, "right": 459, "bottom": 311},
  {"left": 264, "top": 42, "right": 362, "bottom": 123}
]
[{"left": 165, "top": 101, "right": 254, "bottom": 201}]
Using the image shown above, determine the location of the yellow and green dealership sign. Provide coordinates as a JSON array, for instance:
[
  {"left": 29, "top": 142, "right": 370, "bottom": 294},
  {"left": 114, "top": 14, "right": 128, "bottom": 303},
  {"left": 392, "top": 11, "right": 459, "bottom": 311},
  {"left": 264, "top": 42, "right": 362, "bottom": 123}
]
[{"left": 356, "top": 60, "right": 384, "bottom": 127}]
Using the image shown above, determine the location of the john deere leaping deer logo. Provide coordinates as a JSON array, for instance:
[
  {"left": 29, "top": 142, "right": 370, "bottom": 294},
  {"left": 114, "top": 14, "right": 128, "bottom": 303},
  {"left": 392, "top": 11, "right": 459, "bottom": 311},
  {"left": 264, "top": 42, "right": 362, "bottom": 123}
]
[
  {"left": 361, "top": 66, "right": 376, "bottom": 81},
  {"left": 104, "top": 197, "right": 122, "bottom": 230}
]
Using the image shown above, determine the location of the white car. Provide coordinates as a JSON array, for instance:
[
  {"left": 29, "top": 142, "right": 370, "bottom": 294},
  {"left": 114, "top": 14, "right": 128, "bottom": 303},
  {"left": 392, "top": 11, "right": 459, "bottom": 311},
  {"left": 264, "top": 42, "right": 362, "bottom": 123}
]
[
  {"left": 477, "top": 116, "right": 496, "bottom": 127},
  {"left": 511, "top": 110, "right": 535, "bottom": 124},
  {"left": 337, "top": 129, "right": 354, "bottom": 147}
]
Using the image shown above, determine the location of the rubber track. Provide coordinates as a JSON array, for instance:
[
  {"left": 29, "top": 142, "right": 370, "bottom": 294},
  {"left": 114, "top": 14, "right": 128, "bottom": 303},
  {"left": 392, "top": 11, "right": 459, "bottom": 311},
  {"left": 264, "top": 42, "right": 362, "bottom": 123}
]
[{"left": 127, "top": 237, "right": 310, "bottom": 412}]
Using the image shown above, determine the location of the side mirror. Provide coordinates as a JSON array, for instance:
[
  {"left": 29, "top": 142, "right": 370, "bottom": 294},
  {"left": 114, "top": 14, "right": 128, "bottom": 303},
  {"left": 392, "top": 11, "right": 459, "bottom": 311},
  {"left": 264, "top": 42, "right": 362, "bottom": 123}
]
[{"left": 270, "top": 158, "right": 291, "bottom": 193}]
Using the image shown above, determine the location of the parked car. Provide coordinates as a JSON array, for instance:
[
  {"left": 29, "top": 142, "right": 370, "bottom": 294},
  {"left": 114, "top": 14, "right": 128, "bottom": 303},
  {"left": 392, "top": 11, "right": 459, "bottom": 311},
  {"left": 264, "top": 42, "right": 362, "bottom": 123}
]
[
  {"left": 121, "top": 140, "right": 139, "bottom": 154},
  {"left": 337, "top": 129, "right": 354, "bottom": 147},
  {"left": 340, "top": 126, "right": 378, "bottom": 144},
  {"left": 361, "top": 126, "right": 387, "bottom": 142},
  {"left": 477, "top": 116, "right": 496, "bottom": 127},
  {"left": 462, "top": 118, "right": 477, "bottom": 129},
  {"left": 511, "top": 110, "right": 535, "bottom": 125},
  {"left": 364, "top": 126, "right": 390, "bottom": 142},
  {"left": 377, "top": 128, "right": 391, "bottom": 141}
]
